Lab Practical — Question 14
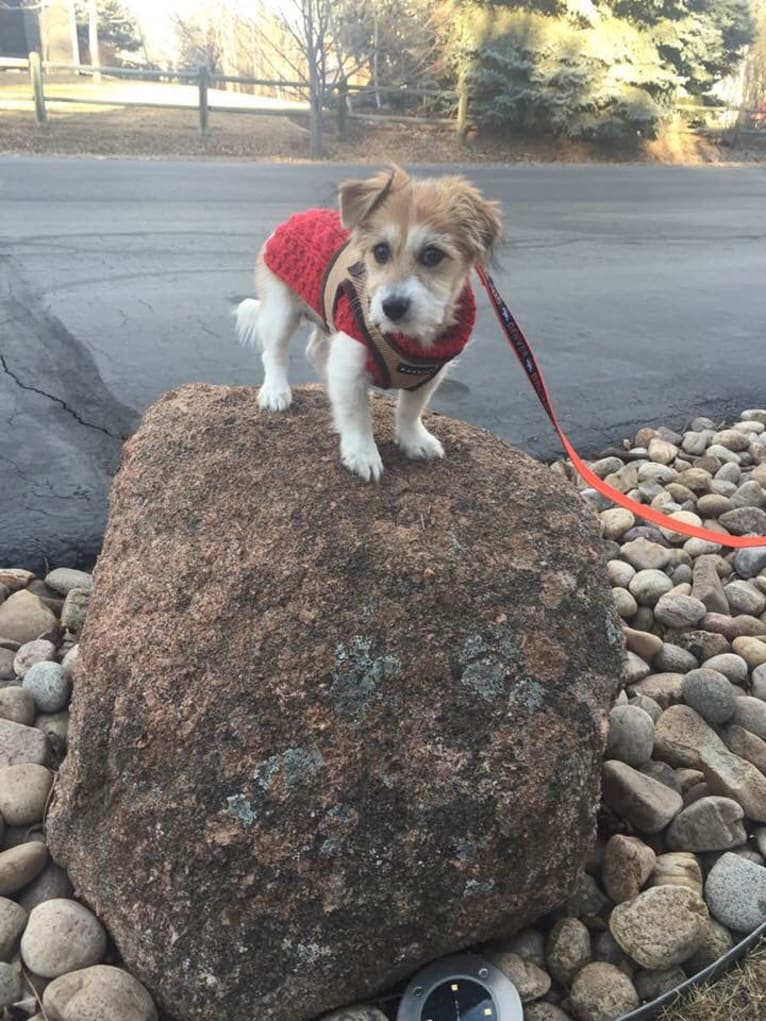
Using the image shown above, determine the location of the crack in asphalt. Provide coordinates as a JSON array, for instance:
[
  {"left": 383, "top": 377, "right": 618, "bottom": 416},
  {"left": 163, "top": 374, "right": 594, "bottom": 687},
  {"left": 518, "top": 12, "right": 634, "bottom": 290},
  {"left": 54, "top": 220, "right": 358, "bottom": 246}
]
[{"left": 0, "top": 352, "right": 120, "bottom": 439}]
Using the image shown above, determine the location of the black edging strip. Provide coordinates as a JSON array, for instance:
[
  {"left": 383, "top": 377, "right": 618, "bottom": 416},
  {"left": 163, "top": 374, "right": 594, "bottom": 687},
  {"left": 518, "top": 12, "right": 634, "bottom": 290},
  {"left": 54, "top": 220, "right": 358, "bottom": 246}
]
[{"left": 616, "top": 919, "right": 766, "bottom": 1020}]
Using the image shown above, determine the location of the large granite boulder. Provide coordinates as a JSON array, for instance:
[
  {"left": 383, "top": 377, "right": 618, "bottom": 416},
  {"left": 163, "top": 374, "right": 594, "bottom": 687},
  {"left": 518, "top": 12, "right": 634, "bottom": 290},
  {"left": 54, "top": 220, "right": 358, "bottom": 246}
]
[{"left": 47, "top": 385, "right": 623, "bottom": 1021}]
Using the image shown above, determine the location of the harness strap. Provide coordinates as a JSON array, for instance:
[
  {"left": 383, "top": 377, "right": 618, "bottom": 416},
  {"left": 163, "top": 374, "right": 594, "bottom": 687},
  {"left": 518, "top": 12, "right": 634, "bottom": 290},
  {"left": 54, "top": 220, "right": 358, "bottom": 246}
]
[
  {"left": 321, "top": 244, "right": 448, "bottom": 391},
  {"left": 476, "top": 264, "right": 766, "bottom": 550}
]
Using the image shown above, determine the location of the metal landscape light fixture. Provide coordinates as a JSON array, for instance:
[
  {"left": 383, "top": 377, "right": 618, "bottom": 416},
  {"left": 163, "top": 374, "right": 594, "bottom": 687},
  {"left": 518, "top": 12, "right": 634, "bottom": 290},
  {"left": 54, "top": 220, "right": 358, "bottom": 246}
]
[{"left": 396, "top": 954, "right": 523, "bottom": 1021}]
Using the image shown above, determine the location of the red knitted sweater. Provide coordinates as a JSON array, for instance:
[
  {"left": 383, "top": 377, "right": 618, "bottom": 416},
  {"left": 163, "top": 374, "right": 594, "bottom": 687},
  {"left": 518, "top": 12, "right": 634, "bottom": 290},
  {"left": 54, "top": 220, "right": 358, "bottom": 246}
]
[{"left": 263, "top": 209, "right": 476, "bottom": 388}]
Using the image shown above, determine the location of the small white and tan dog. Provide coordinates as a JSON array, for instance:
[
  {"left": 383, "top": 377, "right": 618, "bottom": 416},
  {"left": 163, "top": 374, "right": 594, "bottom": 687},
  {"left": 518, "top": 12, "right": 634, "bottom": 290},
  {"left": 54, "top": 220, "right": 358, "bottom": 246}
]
[{"left": 235, "top": 165, "right": 501, "bottom": 482}]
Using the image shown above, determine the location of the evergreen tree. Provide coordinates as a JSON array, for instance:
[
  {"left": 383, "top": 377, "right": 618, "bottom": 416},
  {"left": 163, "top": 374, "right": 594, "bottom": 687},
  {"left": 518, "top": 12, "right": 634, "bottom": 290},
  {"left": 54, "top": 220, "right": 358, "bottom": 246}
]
[
  {"left": 75, "top": 0, "right": 143, "bottom": 55},
  {"left": 439, "top": 0, "right": 755, "bottom": 138}
]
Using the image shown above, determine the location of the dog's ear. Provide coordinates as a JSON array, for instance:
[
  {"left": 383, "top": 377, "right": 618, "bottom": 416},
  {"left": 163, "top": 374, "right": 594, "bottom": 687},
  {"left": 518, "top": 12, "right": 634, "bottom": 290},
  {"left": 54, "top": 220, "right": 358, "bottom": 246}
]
[
  {"left": 339, "top": 165, "right": 409, "bottom": 229},
  {"left": 446, "top": 178, "right": 502, "bottom": 264}
]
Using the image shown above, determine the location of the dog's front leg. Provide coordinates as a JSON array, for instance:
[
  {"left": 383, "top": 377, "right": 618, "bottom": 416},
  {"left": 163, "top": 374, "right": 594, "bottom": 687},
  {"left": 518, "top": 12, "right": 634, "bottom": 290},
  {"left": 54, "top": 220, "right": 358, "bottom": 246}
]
[
  {"left": 396, "top": 367, "right": 447, "bottom": 460},
  {"left": 327, "top": 332, "right": 383, "bottom": 482}
]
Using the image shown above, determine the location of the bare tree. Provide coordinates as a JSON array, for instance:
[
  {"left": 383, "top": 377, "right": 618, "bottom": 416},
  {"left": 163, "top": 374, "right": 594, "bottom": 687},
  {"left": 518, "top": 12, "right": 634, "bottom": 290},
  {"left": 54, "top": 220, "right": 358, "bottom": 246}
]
[{"left": 251, "top": 0, "right": 373, "bottom": 157}]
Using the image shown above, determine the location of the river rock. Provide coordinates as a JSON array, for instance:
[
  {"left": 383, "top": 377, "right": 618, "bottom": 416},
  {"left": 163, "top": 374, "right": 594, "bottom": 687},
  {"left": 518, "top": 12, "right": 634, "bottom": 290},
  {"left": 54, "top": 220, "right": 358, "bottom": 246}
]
[
  {"left": 0, "top": 763, "right": 53, "bottom": 825},
  {"left": 0, "top": 569, "right": 34, "bottom": 591},
  {"left": 12, "top": 639, "right": 56, "bottom": 678},
  {"left": 653, "top": 705, "right": 726, "bottom": 769},
  {"left": 0, "top": 591, "right": 56, "bottom": 646},
  {"left": 713, "top": 429, "right": 751, "bottom": 452},
  {"left": 22, "top": 662, "right": 71, "bottom": 713},
  {"left": 628, "top": 673, "right": 684, "bottom": 708},
  {"left": 691, "top": 556, "right": 729, "bottom": 615},
  {"left": 0, "top": 687, "right": 36, "bottom": 726},
  {"left": 666, "top": 797, "right": 746, "bottom": 851},
  {"left": 654, "top": 644, "right": 699, "bottom": 673},
  {"left": 601, "top": 761, "right": 683, "bottom": 832},
  {"left": 545, "top": 917, "right": 592, "bottom": 985},
  {"left": 17, "top": 861, "right": 74, "bottom": 913},
  {"left": 600, "top": 509, "right": 635, "bottom": 541},
  {"left": 605, "top": 706, "right": 654, "bottom": 766},
  {"left": 622, "top": 627, "right": 662, "bottom": 662},
  {"left": 719, "top": 507, "right": 766, "bottom": 535},
  {"left": 612, "top": 588, "right": 637, "bottom": 619},
  {"left": 0, "top": 649, "right": 13, "bottom": 682},
  {"left": 0, "top": 960, "right": 22, "bottom": 1010},
  {"left": 0, "top": 843, "right": 48, "bottom": 896},
  {"left": 704, "top": 852, "right": 766, "bottom": 932},
  {"left": 680, "top": 669, "right": 735, "bottom": 725},
  {"left": 620, "top": 538, "right": 672, "bottom": 572},
  {"left": 659, "top": 511, "right": 703, "bottom": 544},
  {"left": 524, "top": 1006, "right": 573, "bottom": 1021},
  {"left": 702, "top": 613, "right": 766, "bottom": 642},
  {"left": 673, "top": 630, "right": 730, "bottom": 662},
  {"left": 61, "top": 588, "right": 90, "bottom": 634},
  {"left": 44, "top": 569, "right": 93, "bottom": 596},
  {"left": 602, "top": 835, "right": 656, "bottom": 904},
  {"left": 732, "top": 637, "right": 766, "bottom": 669},
  {"left": 725, "top": 580, "right": 766, "bottom": 617},
  {"left": 607, "top": 560, "right": 635, "bottom": 588},
  {"left": 0, "top": 897, "right": 27, "bottom": 960},
  {"left": 722, "top": 724, "right": 766, "bottom": 774},
  {"left": 497, "top": 928, "right": 546, "bottom": 969},
  {"left": 634, "top": 966, "right": 686, "bottom": 1000},
  {"left": 698, "top": 745, "right": 766, "bottom": 822},
  {"left": 45, "top": 385, "right": 624, "bottom": 1021},
  {"left": 629, "top": 695, "right": 662, "bottom": 722},
  {"left": 21, "top": 898, "right": 107, "bottom": 978},
  {"left": 733, "top": 546, "right": 766, "bottom": 579},
  {"left": 730, "top": 696, "right": 766, "bottom": 739},
  {"left": 702, "top": 653, "right": 748, "bottom": 685},
  {"left": 569, "top": 963, "right": 638, "bottom": 1021},
  {"left": 753, "top": 663, "right": 766, "bottom": 700},
  {"left": 628, "top": 570, "right": 673, "bottom": 606},
  {"left": 0, "top": 717, "right": 48, "bottom": 766},
  {"left": 42, "top": 965, "right": 157, "bottom": 1021},
  {"left": 649, "top": 852, "right": 703, "bottom": 897},
  {"left": 609, "top": 886, "right": 708, "bottom": 968},
  {"left": 486, "top": 950, "right": 551, "bottom": 1002},
  {"left": 654, "top": 594, "right": 707, "bottom": 628}
]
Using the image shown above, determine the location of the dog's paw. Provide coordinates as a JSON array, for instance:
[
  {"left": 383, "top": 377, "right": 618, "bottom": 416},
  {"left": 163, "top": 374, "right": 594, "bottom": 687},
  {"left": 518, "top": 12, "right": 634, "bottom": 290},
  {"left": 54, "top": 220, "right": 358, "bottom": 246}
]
[
  {"left": 398, "top": 427, "right": 445, "bottom": 461},
  {"left": 340, "top": 437, "right": 384, "bottom": 482},
  {"left": 258, "top": 384, "right": 292, "bottom": 412}
]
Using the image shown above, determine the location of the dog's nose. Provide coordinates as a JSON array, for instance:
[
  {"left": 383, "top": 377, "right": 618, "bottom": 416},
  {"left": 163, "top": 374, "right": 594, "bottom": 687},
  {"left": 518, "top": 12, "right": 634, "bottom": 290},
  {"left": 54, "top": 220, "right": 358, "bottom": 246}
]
[{"left": 382, "top": 296, "right": 410, "bottom": 322}]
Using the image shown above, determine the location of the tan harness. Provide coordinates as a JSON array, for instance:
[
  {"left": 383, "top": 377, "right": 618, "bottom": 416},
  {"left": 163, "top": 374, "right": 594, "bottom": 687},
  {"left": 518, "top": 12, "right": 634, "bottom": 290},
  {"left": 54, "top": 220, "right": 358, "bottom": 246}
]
[{"left": 320, "top": 240, "right": 448, "bottom": 392}]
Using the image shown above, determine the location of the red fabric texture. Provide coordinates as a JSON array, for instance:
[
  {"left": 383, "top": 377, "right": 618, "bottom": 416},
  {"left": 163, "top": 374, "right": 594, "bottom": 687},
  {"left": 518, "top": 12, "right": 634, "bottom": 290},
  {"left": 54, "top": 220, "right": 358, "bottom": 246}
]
[{"left": 263, "top": 208, "right": 476, "bottom": 387}]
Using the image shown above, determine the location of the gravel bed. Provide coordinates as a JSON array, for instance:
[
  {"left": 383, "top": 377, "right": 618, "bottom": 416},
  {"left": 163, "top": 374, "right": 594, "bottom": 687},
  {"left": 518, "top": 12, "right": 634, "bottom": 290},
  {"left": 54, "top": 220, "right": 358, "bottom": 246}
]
[{"left": 0, "top": 408, "right": 765, "bottom": 1021}]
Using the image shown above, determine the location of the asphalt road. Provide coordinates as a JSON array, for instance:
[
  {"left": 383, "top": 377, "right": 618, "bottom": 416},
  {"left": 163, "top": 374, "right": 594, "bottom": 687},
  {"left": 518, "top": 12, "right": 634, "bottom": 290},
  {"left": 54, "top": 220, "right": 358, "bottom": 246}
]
[{"left": 1, "top": 157, "right": 765, "bottom": 569}]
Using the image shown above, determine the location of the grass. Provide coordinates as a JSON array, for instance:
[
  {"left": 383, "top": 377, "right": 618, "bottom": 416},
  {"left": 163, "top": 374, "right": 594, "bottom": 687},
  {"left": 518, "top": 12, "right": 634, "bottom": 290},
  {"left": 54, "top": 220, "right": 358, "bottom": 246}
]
[
  {"left": 658, "top": 940, "right": 766, "bottom": 1021},
  {"left": 1, "top": 73, "right": 764, "bottom": 164}
]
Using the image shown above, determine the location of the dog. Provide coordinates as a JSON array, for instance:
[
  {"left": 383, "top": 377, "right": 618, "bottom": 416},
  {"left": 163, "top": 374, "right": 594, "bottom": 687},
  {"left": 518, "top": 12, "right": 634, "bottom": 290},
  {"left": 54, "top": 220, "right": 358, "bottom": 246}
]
[{"left": 235, "top": 165, "right": 501, "bottom": 482}]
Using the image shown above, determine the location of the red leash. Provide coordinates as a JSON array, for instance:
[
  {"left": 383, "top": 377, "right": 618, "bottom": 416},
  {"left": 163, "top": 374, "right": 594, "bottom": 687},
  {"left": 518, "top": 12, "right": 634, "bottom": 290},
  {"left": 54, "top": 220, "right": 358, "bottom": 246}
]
[{"left": 476, "top": 265, "right": 766, "bottom": 550}]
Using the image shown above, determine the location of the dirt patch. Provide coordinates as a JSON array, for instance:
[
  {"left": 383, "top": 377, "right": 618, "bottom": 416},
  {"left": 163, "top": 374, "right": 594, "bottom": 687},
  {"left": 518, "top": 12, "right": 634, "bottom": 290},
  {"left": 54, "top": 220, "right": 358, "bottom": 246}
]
[{"left": 1, "top": 99, "right": 764, "bottom": 164}]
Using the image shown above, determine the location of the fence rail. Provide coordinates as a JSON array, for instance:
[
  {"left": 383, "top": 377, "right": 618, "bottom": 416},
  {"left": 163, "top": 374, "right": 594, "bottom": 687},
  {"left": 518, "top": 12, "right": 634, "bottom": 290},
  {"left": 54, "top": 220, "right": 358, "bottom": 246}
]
[
  {"left": 0, "top": 54, "right": 467, "bottom": 140},
  {"left": 1, "top": 54, "right": 762, "bottom": 145}
]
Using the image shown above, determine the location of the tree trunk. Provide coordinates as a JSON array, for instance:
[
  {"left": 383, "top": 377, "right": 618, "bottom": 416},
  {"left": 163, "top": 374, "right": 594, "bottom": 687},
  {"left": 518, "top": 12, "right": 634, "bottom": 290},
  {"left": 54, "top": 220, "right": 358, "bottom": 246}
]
[
  {"left": 306, "top": 27, "right": 323, "bottom": 158},
  {"left": 373, "top": 14, "right": 381, "bottom": 109},
  {"left": 309, "top": 88, "right": 323, "bottom": 158},
  {"left": 88, "top": 0, "right": 100, "bottom": 81}
]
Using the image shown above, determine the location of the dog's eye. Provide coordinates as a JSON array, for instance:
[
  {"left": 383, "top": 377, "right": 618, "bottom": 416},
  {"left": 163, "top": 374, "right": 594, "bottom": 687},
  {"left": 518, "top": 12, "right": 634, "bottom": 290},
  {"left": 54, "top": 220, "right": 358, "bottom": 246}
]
[
  {"left": 420, "top": 246, "right": 445, "bottom": 267},
  {"left": 372, "top": 242, "right": 390, "bottom": 264}
]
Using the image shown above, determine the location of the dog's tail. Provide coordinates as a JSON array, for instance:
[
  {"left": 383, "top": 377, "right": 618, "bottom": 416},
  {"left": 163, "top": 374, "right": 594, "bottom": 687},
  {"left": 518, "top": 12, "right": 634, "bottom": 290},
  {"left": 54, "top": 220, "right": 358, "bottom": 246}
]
[{"left": 234, "top": 298, "right": 262, "bottom": 349}]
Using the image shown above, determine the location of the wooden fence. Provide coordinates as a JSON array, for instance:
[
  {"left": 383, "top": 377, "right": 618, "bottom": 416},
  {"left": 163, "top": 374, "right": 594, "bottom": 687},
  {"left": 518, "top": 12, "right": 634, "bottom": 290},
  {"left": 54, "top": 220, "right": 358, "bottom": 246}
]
[
  {"left": 0, "top": 55, "right": 469, "bottom": 141},
  {"left": 2, "top": 54, "right": 762, "bottom": 145}
]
